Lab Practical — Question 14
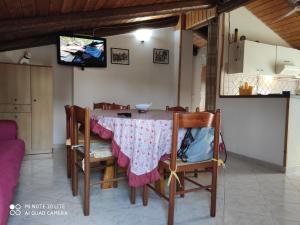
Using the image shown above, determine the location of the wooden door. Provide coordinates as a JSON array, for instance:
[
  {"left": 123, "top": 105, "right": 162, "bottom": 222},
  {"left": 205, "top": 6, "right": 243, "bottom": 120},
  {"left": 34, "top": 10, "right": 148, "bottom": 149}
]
[
  {"left": 31, "top": 66, "right": 53, "bottom": 154},
  {"left": 0, "top": 64, "right": 11, "bottom": 103},
  {"left": 0, "top": 112, "right": 31, "bottom": 153},
  {"left": 11, "top": 64, "right": 31, "bottom": 104}
]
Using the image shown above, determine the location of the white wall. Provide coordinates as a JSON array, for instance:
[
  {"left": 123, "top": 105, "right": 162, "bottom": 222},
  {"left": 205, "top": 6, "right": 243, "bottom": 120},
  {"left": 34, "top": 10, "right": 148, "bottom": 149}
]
[
  {"left": 0, "top": 45, "right": 73, "bottom": 145},
  {"left": 74, "top": 28, "right": 177, "bottom": 109},
  {"left": 178, "top": 30, "right": 193, "bottom": 109},
  {"left": 229, "top": 7, "right": 290, "bottom": 47},
  {"left": 192, "top": 46, "right": 207, "bottom": 111}
]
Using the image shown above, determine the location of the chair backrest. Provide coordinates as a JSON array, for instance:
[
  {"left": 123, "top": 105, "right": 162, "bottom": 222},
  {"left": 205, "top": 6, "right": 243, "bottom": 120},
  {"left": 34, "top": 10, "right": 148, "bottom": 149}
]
[
  {"left": 93, "top": 102, "right": 130, "bottom": 110},
  {"left": 65, "top": 105, "right": 71, "bottom": 139},
  {"left": 108, "top": 103, "right": 130, "bottom": 110},
  {"left": 169, "top": 110, "right": 221, "bottom": 169},
  {"left": 166, "top": 106, "right": 189, "bottom": 112},
  {"left": 70, "top": 105, "right": 91, "bottom": 161},
  {"left": 93, "top": 102, "right": 111, "bottom": 110}
]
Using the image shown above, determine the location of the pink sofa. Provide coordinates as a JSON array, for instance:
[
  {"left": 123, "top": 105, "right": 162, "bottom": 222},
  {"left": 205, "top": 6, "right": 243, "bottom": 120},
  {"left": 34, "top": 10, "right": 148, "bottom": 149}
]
[{"left": 0, "top": 120, "right": 24, "bottom": 225}]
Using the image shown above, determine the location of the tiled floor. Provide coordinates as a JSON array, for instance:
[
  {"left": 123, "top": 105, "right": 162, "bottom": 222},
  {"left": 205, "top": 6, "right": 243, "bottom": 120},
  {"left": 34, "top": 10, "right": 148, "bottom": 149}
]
[{"left": 7, "top": 149, "right": 300, "bottom": 225}]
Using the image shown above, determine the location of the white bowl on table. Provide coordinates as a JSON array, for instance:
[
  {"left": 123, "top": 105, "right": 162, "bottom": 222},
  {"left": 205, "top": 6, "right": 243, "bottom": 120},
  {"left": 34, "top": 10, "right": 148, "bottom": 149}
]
[{"left": 135, "top": 103, "right": 151, "bottom": 112}]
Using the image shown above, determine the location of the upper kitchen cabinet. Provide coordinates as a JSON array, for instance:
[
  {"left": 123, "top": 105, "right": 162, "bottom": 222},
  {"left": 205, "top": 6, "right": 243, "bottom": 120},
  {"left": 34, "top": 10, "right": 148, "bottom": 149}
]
[
  {"left": 228, "top": 40, "right": 276, "bottom": 75},
  {"left": 275, "top": 46, "right": 300, "bottom": 73}
]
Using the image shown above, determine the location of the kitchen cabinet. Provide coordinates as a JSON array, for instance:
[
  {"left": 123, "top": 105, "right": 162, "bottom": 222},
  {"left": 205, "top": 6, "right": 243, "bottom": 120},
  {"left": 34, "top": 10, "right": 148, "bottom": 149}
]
[
  {"left": 0, "top": 64, "right": 30, "bottom": 104},
  {"left": 275, "top": 46, "right": 300, "bottom": 73},
  {"left": 12, "top": 64, "right": 31, "bottom": 104},
  {"left": 0, "top": 63, "right": 53, "bottom": 154},
  {"left": 228, "top": 40, "right": 276, "bottom": 75},
  {"left": 0, "top": 65, "right": 10, "bottom": 104}
]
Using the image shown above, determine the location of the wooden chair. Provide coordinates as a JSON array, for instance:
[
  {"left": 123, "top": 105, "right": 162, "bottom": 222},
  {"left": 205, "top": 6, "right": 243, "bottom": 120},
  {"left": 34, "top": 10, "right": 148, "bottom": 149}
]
[
  {"left": 166, "top": 106, "right": 189, "bottom": 112},
  {"left": 65, "top": 105, "right": 107, "bottom": 178},
  {"left": 92, "top": 102, "right": 131, "bottom": 190},
  {"left": 93, "top": 102, "right": 112, "bottom": 110},
  {"left": 93, "top": 102, "right": 130, "bottom": 110},
  {"left": 71, "top": 105, "right": 133, "bottom": 215},
  {"left": 143, "top": 110, "right": 221, "bottom": 225},
  {"left": 108, "top": 103, "right": 130, "bottom": 110}
]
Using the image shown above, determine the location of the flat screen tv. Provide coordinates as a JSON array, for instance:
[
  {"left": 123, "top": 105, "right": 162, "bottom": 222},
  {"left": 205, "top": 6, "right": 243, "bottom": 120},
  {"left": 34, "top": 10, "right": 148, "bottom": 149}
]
[{"left": 57, "top": 34, "right": 107, "bottom": 68}]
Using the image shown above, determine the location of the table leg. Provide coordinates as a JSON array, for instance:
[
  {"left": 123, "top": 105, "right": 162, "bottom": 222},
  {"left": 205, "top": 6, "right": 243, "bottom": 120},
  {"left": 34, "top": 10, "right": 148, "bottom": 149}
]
[{"left": 101, "top": 159, "right": 115, "bottom": 189}]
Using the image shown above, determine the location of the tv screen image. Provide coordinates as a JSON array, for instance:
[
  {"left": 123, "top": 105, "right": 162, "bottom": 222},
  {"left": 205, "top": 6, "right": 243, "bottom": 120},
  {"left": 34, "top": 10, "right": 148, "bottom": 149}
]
[{"left": 57, "top": 35, "right": 107, "bottom": 67}]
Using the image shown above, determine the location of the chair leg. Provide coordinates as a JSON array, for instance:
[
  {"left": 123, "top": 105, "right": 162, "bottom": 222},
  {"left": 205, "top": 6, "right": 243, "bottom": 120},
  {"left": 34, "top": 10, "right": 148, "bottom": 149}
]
[
  {"left": 113, "top": 160, "right": 118, "bottom": 188},
  {"left": 163, "top": 168, "right": 167, "bottom": 179},
  {"left": 194, "top": 169, "right": 198, "bottom": 178},
  {"left": 83, "top": 166, "right": 90, "bottom": 216},
  {"left": 210, "top": 165, "right": 218, "bottom": 217},
  {"left": 142, "top": 185, "right": 148, "bottom": 206},
  {"left": 67, "top": 147, "right": 71, "bottom": 178},
  {"left": 130, "top": 187, "right": 136, "bottom": 204},
  {"left": 178, "top": 172, "right": 185, "bottom": 198},
  {"left": 155, "top": 166, "right": 165, "bottom": 195},
  {"left": 167, "top": 175, "right": 176, "bottom": 225},
  {"left": 72, "top": 151, "right": 78, "bottom": 196}
]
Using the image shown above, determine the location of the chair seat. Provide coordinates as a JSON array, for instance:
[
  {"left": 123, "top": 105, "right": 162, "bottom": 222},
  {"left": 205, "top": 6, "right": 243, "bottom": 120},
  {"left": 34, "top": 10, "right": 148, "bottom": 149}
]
[
  {"left": 66, "top": 132, "right": 110, "bottom": 146},
  {"left": 160, "top": 158, "right": 213, "bottom": 172},
  {"left": 77, "top": 141, "right": 112, "bottom": 158}
]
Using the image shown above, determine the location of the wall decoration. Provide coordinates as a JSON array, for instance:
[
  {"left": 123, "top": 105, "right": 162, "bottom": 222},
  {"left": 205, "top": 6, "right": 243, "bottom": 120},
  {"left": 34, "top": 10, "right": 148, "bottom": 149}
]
[
  {"left": 153, "top": 48, "right": 169, "bottom": 64},
  {"left": 111, "top": 48, "right": 129, "bottom": 65}
]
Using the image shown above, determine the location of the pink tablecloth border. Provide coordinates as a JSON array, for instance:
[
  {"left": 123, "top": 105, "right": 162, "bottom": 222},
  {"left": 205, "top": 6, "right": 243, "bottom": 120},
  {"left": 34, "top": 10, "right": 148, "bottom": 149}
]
[{"left": 91, "top": 119, "right": 166, "bottom": 187}]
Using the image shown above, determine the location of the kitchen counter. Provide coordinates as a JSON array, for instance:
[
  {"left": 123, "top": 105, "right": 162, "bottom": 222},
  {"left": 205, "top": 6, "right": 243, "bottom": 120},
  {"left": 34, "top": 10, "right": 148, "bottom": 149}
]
[
  {"left": 217, "top": 96, "right": 288, "bottom": 168},
  {"left": 290, "top": 94, "right": 300, "bottom": 99},
  {"left": 219, "top": 93, "right": 290, "bottom": 98},
  {"left": 217, "top": 93, "right": 300, "bottom": 172}
]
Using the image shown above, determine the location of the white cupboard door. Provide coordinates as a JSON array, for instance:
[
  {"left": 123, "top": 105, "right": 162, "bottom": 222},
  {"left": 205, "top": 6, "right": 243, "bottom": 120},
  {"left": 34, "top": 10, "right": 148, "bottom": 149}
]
[
  {"left": 0, "top": 63, "right": 31, "bottom": 104},
  {"left": 0, "top": 64, "right": 11, "bottom": 103},
  {"left": 11, "top": 64, "right": 31, "bottom": 104},
  {"left": 0, "top": 113, "right": 13, "bottom": 120},
  {"left": 14, "top": 113, "right": 32, "bottom": 154},
  {"left": 31, "top": 66, "right": 53, "bottom": 154},
  {"left": 243, "top": 41, "right": 276, "bottom": 75}
]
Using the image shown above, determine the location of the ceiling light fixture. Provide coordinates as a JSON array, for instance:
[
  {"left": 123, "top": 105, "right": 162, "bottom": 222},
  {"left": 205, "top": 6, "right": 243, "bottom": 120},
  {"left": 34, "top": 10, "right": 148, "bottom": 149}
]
[{"left": 134, "top": 29, "right": 152, "bottom": 43}]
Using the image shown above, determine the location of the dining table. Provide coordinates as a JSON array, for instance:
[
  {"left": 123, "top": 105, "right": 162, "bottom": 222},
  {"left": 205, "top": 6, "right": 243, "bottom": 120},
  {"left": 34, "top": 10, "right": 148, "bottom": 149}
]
[{"left": 91, "top": 109, "right": 185, "bottom": 188}]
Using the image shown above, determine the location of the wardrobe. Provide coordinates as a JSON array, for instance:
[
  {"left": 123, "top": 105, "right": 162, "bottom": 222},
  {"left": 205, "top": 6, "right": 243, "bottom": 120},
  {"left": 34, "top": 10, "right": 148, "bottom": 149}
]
[{"left": 0, "top": 63, "right": 53, "bottom": 154}]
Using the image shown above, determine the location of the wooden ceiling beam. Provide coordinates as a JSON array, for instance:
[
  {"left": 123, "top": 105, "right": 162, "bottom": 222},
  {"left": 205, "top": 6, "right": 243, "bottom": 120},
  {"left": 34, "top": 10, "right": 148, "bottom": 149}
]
[
  {"left": 0, "top": 0, "right": 212, "bottom": 35},
  {"left": 0, "top": 15, "right": 175, "bottom": 42},
  {"left": 246, "top": 0, "right": 275, "bottom": 10},
  {"left": 251, "top": 2, "right": 288, "bottom": 17},
  {"left": 0, "top": 16, "right": 179, "bottom": 52},
  {"left": 78, "top": 16, "right": 179, "bottom": 37},
  {"left": 217, "top": 0, "right": 255, "bottom": 13},
  {"left": 0, "top": 35, "right": 56, "bottom": 52}
]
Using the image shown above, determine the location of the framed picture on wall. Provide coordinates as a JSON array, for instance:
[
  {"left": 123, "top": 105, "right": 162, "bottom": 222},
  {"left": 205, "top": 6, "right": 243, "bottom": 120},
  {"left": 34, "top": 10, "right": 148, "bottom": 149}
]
[
  {"left": 153, "top": 48, "right": 169, "bottom": 64},
  {"left": 111, "top": 48, "right": 130, "bottom": 65}
]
